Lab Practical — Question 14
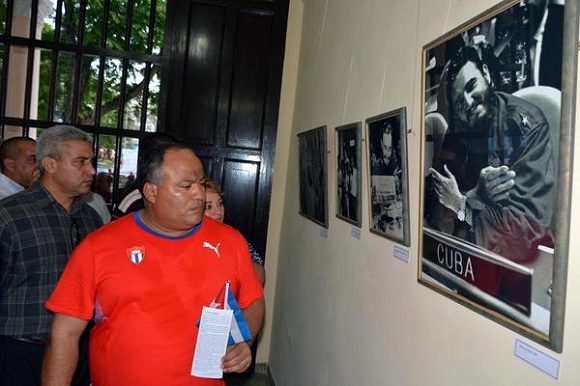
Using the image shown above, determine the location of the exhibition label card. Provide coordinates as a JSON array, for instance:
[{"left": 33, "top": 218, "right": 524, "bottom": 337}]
[
  {"left": 393, "top": 245, "right": 409, "bottom": 263},
  {"left": 320, "top": 228, "right": 328, "bottom": 238},
  {"left": 514, "top": 340, "right": 559, "bottom": 380},
  {"left": 350, "top": 227, "right": 361, "bottom": 240}
]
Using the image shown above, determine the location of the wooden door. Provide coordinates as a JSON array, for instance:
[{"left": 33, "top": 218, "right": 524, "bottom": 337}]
[{"left": 161, "top": 0, "right": 288, "bottom": 258}]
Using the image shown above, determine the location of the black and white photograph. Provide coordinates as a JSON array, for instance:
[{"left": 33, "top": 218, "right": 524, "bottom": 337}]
[
  {"left": 366, "top": 107, "right": 410, "bottom": 246},
  {"left": 298, "top": 126, "right": 328, "bottom": 228},
  {"left": 419, "top": 0, "right": 575, "bottom": 351},
  {"left": 336, "top": 122, "right": 362, "bottom": 227}
]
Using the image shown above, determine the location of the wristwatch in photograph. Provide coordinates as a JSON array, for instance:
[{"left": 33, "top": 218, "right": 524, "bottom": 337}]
[{"left": 457, "top": 195, "right": 466, "bottom": 222}]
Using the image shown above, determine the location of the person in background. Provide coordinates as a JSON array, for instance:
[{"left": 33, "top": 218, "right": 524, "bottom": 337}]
[
  {"left": 204, "top": 179, "right": 265, "bottom": 286},
  {"left": 346, "top": 151, "right": 358, "bottom": 221},
  {"left": 112, "top": 132, "right": 177, "bottom": 218},
  {"left": 95, "top": 172, "right": 113, "bottom": 203},
  {"left": 0, "top": 137, "right": 39, "bottom": 200},
  {"left": 0, "top": 125, "right": 102, "bottom": 386},
  {"left": 371, "top": 124, "right": 399, "bottom": 176},
  {"left": 43, "top": 142, "right": 264, "bottom": 386},
  {"left": 82, "top": 191, "right": 111, "bottom": 224}
]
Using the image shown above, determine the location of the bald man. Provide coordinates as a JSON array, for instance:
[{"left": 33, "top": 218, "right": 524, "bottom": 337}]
[{"left": 0, "top": 137, "right": 39, "bottom": 200}]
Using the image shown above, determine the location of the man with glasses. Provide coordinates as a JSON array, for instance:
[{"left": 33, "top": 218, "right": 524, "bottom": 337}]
[
  {"left": 0, "top": 125, "right": 102, "bottom": 386},
  {"left": 43, "top": 142, "right": 264, "bottom": 386}
]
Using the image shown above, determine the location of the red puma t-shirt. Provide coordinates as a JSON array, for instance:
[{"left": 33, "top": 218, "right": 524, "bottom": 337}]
[{"left": 47, "top": 214, "right": 263, "bottom": 386}]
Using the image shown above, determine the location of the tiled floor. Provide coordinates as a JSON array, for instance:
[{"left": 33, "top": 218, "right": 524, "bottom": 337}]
[
  {"left": 227, "top": 372, "right": 269, "bottom": 386},
  {"left": 225, "top": 365, "right": 270, "bottom": 386}
]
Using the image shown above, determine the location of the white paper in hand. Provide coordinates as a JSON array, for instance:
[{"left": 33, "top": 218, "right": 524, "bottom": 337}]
[{"left": 191, "top": 306, "right": 233, "bottom": 378}]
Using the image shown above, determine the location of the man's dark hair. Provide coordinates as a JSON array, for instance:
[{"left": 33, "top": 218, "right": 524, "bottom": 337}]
[
  {"left": 444, "top": 45, "right": 487, "bottom": 115},
  {"left": 0, "top": 137, "right": 36, "bottom": 172},
  {"left": 137, "top": 132, "right": 178, "bottom": 166},
  {"left": 137, "top": 142, "right": 194, "bottom": 195}
]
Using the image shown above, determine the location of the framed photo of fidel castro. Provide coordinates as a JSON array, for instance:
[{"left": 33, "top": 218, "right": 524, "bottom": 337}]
[{"left": 418, "top": 0, "right": 577, "bottom": 352}]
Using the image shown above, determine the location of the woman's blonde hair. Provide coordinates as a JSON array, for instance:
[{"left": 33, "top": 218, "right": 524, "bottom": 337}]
[{"left": 203, "top": 178, "right": 223, "bottom": 196}]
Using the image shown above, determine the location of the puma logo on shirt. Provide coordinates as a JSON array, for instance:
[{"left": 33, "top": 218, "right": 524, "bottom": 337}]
[{"left": 202, "top": 241, "right": 221, "bottom": 257}]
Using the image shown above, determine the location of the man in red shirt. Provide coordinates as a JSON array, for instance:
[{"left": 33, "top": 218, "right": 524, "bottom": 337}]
[{"left": 42, "top": 143, "right": 264, "bottom": 386}]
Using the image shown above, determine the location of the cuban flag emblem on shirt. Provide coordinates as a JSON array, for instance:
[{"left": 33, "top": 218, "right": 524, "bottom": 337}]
[{"left": 127, "top": 246, "right": 145, "bottom": 264}]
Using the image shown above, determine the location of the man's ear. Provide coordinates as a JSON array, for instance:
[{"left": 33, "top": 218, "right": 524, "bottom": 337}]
[
  {"left": 3, "top": 158, "right": 15, "bottom": 173},
  {"left": 482, "top": 64, "right": 493, "bottom": 87},
  {"left": 41, "top": 157, "right": 57, "bottom": 174},
  {"left": 142, "top": 181, "right": 158, "bottom": 204}
]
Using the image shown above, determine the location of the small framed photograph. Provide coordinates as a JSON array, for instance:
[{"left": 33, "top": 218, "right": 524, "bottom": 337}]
[
  {"left": 419, "top": 0, "right": 577, "bottom": 352},
  {"left": 298, "top": 126, "right": 328, "bottom": 228},
  {"left": 335, "top": 122, "right": 362, "bottom": 227},
  {"left": 366, "top": 107, "right": 410, "bottom": 246}
]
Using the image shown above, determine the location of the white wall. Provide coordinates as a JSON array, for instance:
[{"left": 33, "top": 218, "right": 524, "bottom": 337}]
[
  {"left": 256, "top": 0, "right": 305, "bottom": 364},
  {"left": 265, "top": 0, "right": 580, "bottom": 385}
]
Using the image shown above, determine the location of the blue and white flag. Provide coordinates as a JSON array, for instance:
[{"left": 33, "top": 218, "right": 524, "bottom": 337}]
[{"left": 207, "top": 281, "right": 252, "bottom": 346}]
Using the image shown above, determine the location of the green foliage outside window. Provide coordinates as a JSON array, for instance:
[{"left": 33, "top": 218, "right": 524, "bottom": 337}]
[{"left": 35, "top": 0, "right": 165, "bottom": 134}]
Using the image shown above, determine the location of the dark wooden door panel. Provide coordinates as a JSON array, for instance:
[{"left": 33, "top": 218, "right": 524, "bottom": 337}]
[
  {"left": 227, "top": 11, "right": 274, "bottom": 149},
  {"left": 180, "top": 3, "right": 225, "bottom": 144},
  {"left": 222, "top": 159, "right": 259, "bottom": 241},
  {"left": 163, "top": 0, "right": 288, "bottom": 258},
  {"left": 198, "top": 155, "right": 215, "bottom": 178}
]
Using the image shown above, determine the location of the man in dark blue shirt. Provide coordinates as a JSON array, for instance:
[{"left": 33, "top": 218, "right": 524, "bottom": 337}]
[{"left": 0, "top": 125, "right": 102, "bottom": 386}]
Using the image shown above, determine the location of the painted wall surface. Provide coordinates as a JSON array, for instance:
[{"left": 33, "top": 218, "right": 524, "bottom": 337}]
[
  {"left": 256, "top": 0, "right": 305, "bottom": 364},
  {"left": 266, "top": 0, "right": 580, "bottom": 385}
]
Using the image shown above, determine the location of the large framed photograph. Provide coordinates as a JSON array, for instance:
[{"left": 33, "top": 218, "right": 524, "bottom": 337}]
[
  {"left": 366, "top": 107, "right": 410, "bottom": 246},
  {"left": 336, "top": 122, "right": 362, "bottom": 227},
  {"left": 419, "top": 0, "right": 577, "bottom": 352},
  {"left": 298, "top": 126, "right": 328, "bottom": 228}
]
